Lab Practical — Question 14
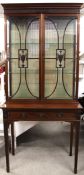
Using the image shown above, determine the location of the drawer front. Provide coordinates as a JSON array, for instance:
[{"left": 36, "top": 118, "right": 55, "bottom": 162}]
[
  {"left": 8, "top": 112, "right": 40, "bottom": 122},
  {"left": 8, "top": 111, "right": 78, "bottom": 122},
  {"left": 39, "top": 112, "right": 78, "bottom": 121}
]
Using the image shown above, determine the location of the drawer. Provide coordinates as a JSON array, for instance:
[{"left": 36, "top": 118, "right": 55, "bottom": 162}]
[
  {"left": 38, "top": 112, "right": 78, "bottom": 121},
  {"left": 8, "top": 111, "right": 40, "bottom": 122},
  {"left": 8, "top": 111, "right": 79, "bottom": 122}
]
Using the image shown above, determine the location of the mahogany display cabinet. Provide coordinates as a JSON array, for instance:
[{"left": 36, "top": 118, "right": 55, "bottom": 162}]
[{"left": 0, "top": 3, "right": 83, "bottom": 173}]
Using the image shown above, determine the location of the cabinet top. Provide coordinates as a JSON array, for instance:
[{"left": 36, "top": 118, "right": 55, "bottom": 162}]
[
  {"left": 0, "top": 101, "right": 82, "bottom": 111},
  {"left": 1, "top": 3, "right": 83, "bottom": 15}
]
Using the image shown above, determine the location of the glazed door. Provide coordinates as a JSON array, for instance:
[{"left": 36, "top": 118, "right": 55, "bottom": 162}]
[
  {"left": 7, "top": 15, "right": 40, "bottom": 99},
  {"left": 44, "top": 15, "right": 78, "bottom": 99},
  {"left": 6, "top": 14, "right": 78, "bottom": 100}
]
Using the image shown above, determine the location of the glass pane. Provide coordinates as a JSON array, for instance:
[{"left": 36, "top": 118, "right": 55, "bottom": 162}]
[
  {"left": 64, "top": 19, "right": 77, "bottom": 58},
  {"left": 45, "top": 19, "right": 58, "bottom": 58},
  {"left": 44, "top": 16, "right": 77, "bottom": 99},
  {"left": 7, "top": 16, "right": 39, "bottom": 99},
  {"left": 45, "top": 59, "right": 58, "bottom": 97}
]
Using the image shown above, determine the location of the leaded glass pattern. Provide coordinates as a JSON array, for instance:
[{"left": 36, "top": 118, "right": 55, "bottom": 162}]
[
  {"left": 7, "top": 15, "right": 77, "bottom": 100},
  {"left": 44, "top": 16, "right": 77, "bottom": 99},
  {"left": 7, "top": 16, "right": 39, "bottom": 99}
]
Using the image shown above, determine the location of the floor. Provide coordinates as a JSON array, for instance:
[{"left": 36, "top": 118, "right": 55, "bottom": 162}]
[{"left": 0, "top": 121, "right": 84, "bottom": 175}]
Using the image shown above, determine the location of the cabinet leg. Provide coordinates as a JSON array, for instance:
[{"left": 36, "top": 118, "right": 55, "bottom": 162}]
[
  {"left": 4, "top": 121, "right": 10, "bottom": 173},
  {"left": 69, "top": 122, "right": 74, "bottom": 156},
  {"left": 11, "top": 123, "right": 15, "bottom": 155},
  {"left": 74, "top": 122, "right": 80, "bottom": 174}
]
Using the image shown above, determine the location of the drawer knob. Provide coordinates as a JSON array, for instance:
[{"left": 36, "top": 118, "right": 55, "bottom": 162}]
[
  {"left": 58, "top": 113, "right": 63, "bottom": 117},
  {"left": 22, "top": 113, "right": 25, "bottom": 118}
]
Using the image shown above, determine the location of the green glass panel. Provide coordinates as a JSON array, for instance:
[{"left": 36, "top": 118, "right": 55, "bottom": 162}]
[
  {"left": 45, "top": 59, "right": 57, "bottom": 97},
  {"left": 44, "top": 16, "right": 77, "bottom": 99},
  {"left": 64, "top": 19, "right": 76, "bottom": 58},
  {"left": 8, "top": 17, "right": 39, "bottom": 99}
]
